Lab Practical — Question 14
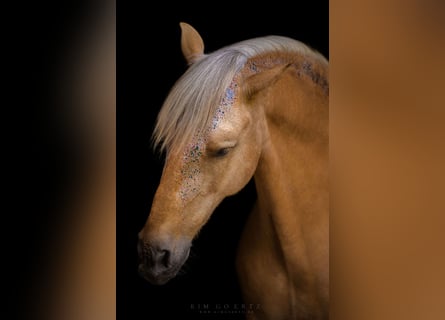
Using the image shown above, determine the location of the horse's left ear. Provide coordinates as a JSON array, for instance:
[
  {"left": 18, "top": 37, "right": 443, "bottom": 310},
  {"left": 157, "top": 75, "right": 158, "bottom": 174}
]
[
  {"left": 241, "top": 63, "right": 292, "bottom": 101},
  {"left": 179, "top": 22, "right": 205, "bottom": 65}
]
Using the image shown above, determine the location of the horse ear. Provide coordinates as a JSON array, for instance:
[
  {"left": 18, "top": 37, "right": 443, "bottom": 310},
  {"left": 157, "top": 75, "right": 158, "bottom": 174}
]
[
  {"left": 179, "top": 22, "right": 205, "bottom": 65},
  {"left": 241, "top": 63, "right": 292, "bottom": 101}
]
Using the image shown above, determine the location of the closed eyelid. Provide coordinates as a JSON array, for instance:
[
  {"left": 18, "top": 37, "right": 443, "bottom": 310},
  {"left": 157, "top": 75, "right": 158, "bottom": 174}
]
[{"left": 207, "top": 140, "right": 237, "bottom": 149}]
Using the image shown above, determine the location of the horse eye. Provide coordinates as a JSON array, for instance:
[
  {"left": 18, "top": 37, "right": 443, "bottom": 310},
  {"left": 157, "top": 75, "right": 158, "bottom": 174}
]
[{"left": 214, "top": 147, "right": 231, "bottom": 157}]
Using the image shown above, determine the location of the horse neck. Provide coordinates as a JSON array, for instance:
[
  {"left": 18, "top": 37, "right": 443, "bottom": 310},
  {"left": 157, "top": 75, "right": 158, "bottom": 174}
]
[{"left": 253, "top": 54, "right": 329, "bottom": 254}]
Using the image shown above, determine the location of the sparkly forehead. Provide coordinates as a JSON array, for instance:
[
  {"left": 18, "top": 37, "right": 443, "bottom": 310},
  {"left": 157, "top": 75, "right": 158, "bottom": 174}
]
[{"left": 178, "top": 79, "right": 239, "bottom": 202}]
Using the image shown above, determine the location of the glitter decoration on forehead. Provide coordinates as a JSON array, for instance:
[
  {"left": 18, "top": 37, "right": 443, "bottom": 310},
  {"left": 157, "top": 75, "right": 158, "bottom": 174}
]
[
  {"left": 212, "top": 80, "right": 238, "bottom": 130},
  {"left": 178, "top": 78, "right": 239, "bottom": 203},
  {"left": 178, "top": 135, "right": 205, "bottom": 202}
]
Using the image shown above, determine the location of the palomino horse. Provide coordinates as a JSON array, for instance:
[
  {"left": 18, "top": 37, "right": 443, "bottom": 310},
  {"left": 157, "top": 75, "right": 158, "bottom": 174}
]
[{"left": 138, "top": 23, "right": 329, "bottom": 319}]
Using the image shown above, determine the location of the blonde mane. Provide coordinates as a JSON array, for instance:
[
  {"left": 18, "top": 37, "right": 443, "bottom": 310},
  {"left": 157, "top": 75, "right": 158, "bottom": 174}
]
[{"left": 153, "top": 36, "right": 327, "bottom": 154}]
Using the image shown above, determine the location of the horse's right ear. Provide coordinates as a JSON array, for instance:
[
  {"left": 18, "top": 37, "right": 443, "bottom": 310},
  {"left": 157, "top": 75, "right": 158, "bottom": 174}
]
[
  {"left": 179, "top": 22, "right": 205, "bottom": 65},
  {"left": 241, "top": 63, "right": 292, "bottom": 101}
]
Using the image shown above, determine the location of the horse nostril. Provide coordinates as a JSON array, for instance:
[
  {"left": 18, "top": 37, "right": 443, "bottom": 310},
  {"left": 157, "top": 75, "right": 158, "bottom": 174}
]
[
  {"left": 160, "top": 249, "right": 171, "bottom": 268},
  {"left": 138, "top": 240, "right": 172, "bottom": 270},
  {"left": 151, "top": 248, "right": 171, "bottom": 268}
]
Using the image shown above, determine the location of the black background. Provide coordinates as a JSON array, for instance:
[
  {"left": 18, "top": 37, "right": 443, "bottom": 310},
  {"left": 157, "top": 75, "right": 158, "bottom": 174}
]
[{"left": 117, "top": 2, "right": 328, "bottom": 319}]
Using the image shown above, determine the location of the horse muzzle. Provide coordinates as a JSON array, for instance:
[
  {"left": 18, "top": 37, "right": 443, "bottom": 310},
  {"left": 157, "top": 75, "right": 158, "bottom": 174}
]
[{"left": 137, "top": 235, "right": 191, "bottom": 285}]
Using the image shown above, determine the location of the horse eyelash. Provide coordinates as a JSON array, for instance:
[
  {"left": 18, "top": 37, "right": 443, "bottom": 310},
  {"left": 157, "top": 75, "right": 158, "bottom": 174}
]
[{"left": 213, "top": 146, "right": 235, "bottom": 158}]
